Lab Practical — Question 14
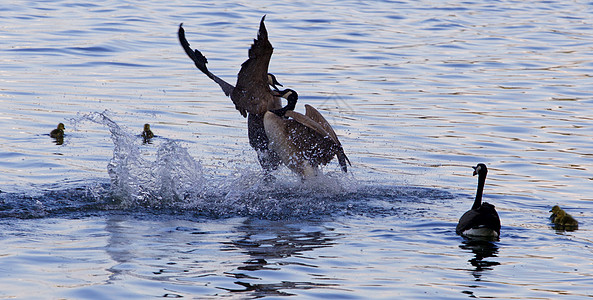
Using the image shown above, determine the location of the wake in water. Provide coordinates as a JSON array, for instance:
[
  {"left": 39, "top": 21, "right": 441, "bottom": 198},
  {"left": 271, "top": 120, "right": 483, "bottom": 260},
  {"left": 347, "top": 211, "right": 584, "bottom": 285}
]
[{"left": 0, "top": 112, "right": 454, "bottom": 219}]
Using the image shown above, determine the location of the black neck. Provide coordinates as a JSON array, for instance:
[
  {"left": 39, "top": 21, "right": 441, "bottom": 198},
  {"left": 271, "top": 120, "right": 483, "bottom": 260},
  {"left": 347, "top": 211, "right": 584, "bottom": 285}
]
[
  {"left": 472, "top": 172, "right": 486, "bottom": 210},
  {"left": 271, "top": 105, "right": 291, "bottom": 117},
  {"left": 270, "top": 91, "right": 297, "bottom": 117}
]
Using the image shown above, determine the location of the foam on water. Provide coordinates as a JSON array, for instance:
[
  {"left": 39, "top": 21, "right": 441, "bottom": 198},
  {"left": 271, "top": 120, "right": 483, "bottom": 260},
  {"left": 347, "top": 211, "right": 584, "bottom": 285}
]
[
  {"left": 81, "top": 111, "right": 204, "bottom": 208},
  {"left": 81, "top": 111, "right": 209, "bottom": 209}
]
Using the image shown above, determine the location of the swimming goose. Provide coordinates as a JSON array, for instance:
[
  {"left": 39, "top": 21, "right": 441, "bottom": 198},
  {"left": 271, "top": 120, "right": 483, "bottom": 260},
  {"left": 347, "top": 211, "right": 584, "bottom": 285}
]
[
  {"left": 264, "top": 89, "right": 350, "bottom": 178},
  {"left": 549, "top": 205, "right": 578, "bottom": 229},
  {"left": 456, "top": 163, "right": 501, "bottom": 238},
  {"left": 178, "top": 16, "right": 283, "bottom": 172},
  {"left": 142, "top": 123, "right": 154, "bottom": 143}
]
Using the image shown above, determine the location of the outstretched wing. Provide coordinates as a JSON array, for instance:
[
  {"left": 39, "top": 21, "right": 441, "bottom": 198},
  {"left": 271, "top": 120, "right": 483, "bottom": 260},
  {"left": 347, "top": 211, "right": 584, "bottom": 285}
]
[
  {"left": 284, "top": 110, "right": 332, "bottom": 140},
  {"left": 178, "top": 23, "right": 247, "bottom": 117},
  {"left": 304, "top": 105, "right": 351, "bottom": 170},
  {"left": 232, "top": 15, "right": 275, "bottom": 115},
  {"left": 304, "top": 105, "right": 341, "bottom": 145},
  {"left": 285, "top": 107, "right": 351, "bottom": 172}
]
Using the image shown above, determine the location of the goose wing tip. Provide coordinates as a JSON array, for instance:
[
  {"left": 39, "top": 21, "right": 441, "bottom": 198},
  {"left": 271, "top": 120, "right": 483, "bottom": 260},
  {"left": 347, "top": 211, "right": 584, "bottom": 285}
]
[{"left": 258, "top": 15, "right": 268, "bottom": 39}]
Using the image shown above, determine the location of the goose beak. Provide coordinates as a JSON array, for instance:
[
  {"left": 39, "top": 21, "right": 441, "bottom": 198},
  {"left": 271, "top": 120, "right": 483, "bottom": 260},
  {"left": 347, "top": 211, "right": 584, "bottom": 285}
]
[
  {"left": 271, "top": 89, "right": 282, "bottom": 97},
  {"left": 472, "top": 166, "right": 478, "bottom": 176},
  {"left": 267, "top": 73, "right": 283, "bottom": 92}
]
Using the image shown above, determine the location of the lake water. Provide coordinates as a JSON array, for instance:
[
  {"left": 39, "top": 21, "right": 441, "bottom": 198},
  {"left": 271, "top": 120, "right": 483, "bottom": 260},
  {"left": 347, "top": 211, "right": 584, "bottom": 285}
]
[{"left": 1, "top": 0, "right": 592, "bottom": 298}]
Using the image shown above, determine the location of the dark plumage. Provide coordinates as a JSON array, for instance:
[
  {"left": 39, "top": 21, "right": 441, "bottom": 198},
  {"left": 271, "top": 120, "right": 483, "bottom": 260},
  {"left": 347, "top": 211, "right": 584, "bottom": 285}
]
[
  {"left": 50, "top": 123, "right": 65, "bottom": 139},
  {"left": 263, "top": 89, "right": 350, "bottom": 178},
  {"left": 456, "top": 163, "right": 501, "bottom": 238},
  {"left": 178, "top": 16, "right": 283, "bottom": 172},
  {"left": 142, "top": 123, "right": 154, "bottom": 143}
]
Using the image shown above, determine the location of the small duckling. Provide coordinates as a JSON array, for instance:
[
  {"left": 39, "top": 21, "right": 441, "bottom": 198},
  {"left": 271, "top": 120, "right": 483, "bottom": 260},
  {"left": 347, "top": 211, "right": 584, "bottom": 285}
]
[
  {"left": 50, "top": 123, "right": 65, "bottom": 139},
  {"left": 550, "top": 205, "right": 578, "bottom": 229},
  {"left": 142, "top": 123, "right": 154, "bottom": 143}
]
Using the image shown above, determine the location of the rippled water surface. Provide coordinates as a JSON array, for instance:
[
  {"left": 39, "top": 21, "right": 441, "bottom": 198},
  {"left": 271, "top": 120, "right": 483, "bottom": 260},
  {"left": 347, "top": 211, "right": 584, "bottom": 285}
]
[{"left": 1, "top": 0, "right": 592, "bottom": 298}]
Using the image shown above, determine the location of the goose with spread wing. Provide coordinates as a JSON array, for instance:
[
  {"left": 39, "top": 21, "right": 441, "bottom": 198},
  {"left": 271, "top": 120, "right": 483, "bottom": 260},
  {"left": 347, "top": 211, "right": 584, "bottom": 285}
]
[{"left": 178, "top": 16, "right": 283, "bottom": 172}]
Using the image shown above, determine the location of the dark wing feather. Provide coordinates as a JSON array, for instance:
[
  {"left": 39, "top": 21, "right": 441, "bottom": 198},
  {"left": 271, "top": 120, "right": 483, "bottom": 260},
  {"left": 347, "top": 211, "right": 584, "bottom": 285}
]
[
  {"left": 304, "top": 104, "right": 350, "bottom": 171},
  {"left": 178, "top": 24, "right": 247, "bottom": 117},
  {"left": 232, "top": 15, "right": 275, "bottom": 115},
  {"left": 456, "top": 203, "right": 501, "bottom": 235},
  {"left": 284, "top": 110, "right": 350, "bottom": 172}
]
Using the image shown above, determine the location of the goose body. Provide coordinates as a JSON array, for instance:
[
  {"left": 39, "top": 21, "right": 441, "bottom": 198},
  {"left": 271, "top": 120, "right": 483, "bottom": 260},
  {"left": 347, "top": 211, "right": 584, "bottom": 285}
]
[
  {"left": 178, "top": 16, "right": 283, "bottom": 171},
  {"left": 456, "top": 163, "right": 501, "bottom": 238},
  {"left": 263, "top": 89, "right": 350, "bottom": 178}
]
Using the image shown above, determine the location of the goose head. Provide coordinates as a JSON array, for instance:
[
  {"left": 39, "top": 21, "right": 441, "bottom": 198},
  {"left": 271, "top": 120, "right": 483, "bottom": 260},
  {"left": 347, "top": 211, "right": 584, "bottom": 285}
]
[
  {"left": 473, "top": 163, "right": 488, "bottom": 177},
  {"left": 267, "top": 73, "right": 283, "bottom": 91},
  {"left": 550, "top": 205, "right": 562, "bottom": 214},
  {"left": 270, "top": 89, "right": 298, "bottom": 117}
]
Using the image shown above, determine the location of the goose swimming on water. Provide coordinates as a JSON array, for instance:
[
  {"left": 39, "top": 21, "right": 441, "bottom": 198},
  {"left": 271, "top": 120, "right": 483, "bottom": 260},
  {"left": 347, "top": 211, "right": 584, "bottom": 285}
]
[
  {"left": 178, "top": 16, "right": 283, "bottom": 172},
  {"left": 456, "top": 163, "right": 501, "bottom": 238},
  {"left": 264, "top": 89, "right": 350, "bottom": 178}
]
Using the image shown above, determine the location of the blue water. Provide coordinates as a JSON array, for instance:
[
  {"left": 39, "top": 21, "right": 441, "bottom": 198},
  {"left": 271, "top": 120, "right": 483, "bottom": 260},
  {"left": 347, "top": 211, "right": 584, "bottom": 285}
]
[{"left": 1, "top": 0, "right": 592, "bottom": 298}]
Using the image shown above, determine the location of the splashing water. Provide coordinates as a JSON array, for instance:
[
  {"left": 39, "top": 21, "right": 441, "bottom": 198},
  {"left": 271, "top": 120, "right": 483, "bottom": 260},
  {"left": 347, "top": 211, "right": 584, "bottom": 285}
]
[
  {"left": 0, "top": 112, "right": 450, "bottom": 219},
  {"left": 77, "top": 112, "right": 371, "bottom": 218},
  {"left": 82, "top": 112, "right": 205, "bottom": 208}
]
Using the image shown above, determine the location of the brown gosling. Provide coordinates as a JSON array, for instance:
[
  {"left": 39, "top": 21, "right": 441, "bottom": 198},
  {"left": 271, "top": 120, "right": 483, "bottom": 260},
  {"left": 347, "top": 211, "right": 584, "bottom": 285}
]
[
  {"left": 550, "top": 205, "right": 578, "bottom": 228},
  {"left": 142, "top": 123, "right": 154, "bottom": 143},
  {"left": 50, "top": 123, "right": 65, "bottom": 139}
]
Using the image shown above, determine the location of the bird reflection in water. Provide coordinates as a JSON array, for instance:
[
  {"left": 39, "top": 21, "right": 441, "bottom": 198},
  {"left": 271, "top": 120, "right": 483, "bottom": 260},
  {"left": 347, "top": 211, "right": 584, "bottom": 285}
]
[
  {"left": 459, "top": 238, "right": 500, "bottom": 281},
  {"left": 219, "top": 219, "right": 342, "bottom": 297}
]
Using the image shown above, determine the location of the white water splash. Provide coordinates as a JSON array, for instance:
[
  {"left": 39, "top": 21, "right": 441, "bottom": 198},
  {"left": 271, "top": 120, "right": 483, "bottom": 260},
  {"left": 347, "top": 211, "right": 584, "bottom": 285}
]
[
  {"left": 81, "top": 112, "right": 204, "bottom": 208},
  {"left": 72, "top": 111, "right": 401, "bottom": 219}
]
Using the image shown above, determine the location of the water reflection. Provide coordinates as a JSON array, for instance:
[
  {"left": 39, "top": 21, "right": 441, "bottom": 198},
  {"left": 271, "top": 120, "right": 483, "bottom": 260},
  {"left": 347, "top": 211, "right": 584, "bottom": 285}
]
[
  {"left": 220, "top": 219, "right": 342, "bottom": 297},
  {"left": 459, "top": 238, "right": 500, "bottom": 281},
  {"left": 104, "top": 215, "right": 136, "bottom": 283}
]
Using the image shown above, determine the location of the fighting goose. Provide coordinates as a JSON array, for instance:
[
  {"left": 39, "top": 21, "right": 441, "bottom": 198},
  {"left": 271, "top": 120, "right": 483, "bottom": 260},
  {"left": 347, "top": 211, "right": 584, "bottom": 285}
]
[
  {"left": 456, "top": 163, "right": 501, "bottom": 238},
  {"left": 264, "top": 89, "right": 350, "bottom": 178},
  {"left": 178, "top": 16, "right": 283, "bottom": 172}
]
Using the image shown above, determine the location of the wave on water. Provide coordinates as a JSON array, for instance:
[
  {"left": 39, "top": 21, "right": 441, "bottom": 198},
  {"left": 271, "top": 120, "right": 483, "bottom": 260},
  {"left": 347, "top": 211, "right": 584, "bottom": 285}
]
[{"left": 0, "top": 112, "right": 454, "bottom": 220}]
